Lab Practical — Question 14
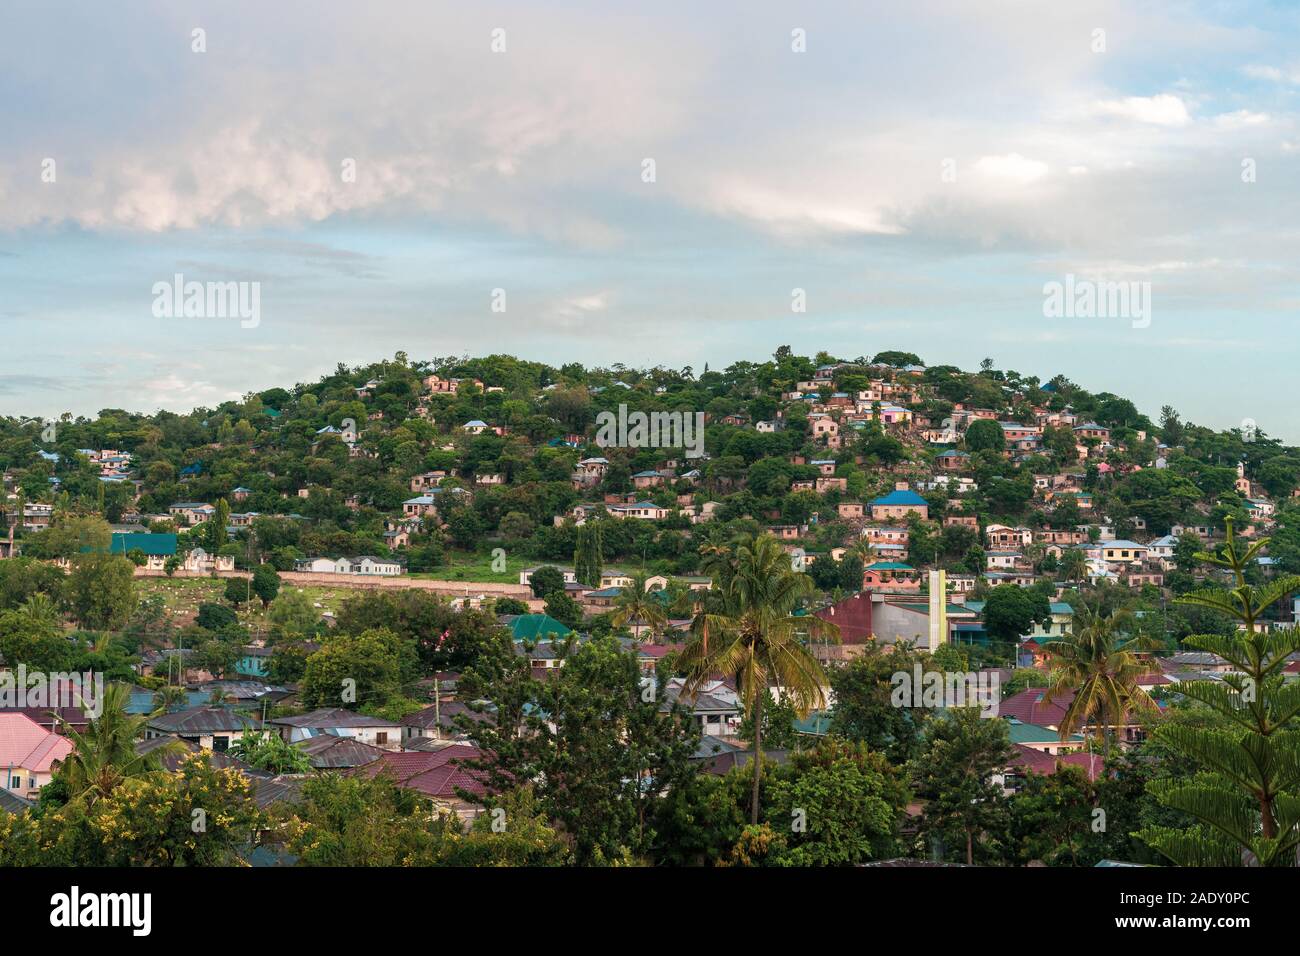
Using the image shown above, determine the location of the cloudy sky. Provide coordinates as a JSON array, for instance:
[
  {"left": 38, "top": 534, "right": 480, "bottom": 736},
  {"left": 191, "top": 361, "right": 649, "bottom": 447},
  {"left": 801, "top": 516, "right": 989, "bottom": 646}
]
[{"left": 2, "top": 1, "right": 1298, "bottom": 437}]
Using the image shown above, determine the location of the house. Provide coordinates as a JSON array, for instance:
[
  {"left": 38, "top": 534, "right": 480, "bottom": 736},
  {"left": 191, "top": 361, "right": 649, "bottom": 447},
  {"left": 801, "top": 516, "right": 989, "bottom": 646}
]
[
  {"left": 837, "top": 501, "right": 865, "bottom": 519},
  {"left": 1073, "top": 422, "right": 1111, "bottom": 441},
  {"left": 294, "top": 735, "right": 387, "bottom": 769},
  {"left": 862, "top": 562, "right": 921, "bottom": 592},
  {"left": 107, "top": 532, "right": 177, "bottom": 570},
  {"left": 608, "top": 501, "right": 670, "bottom": 521},
  {"left": 1000, "top": 687, "right": 1157, "bottom": 746},
  {"left": 462, "top": 420, "right": 489, "bottom": 434},
  {"left": 423, "top": 374, "right": 483, "bottom": 394},
  {"left": 270, "top": 708, "right": 401, "bottom": 750},
  {"left": 144, "top": 706, "right": 260, "bottom": 752},
  {"left": 632, "top": 470, "right": 666, "bottom": 489},
  {"left": 505, "top": 613, "right": 573, "bottom": 643},
  {"left": 409, "top": 471, "right": 449, "bottom": 493},
  {"left": 869, "top": 488, "right": 929, "bottom": 521},
  {"left": 168, "top": 502, "right": 215, "bottom": 526},
  {"left": 0, "top": 713, "right": 73, "bottom": 800},
  {"left": 293, "top": 556, "right": 403, "bottom": 576},
  {"left": 351, "top": 745, "right": 488, "bottom": 822},
  {"left": 1004, "top": 718, "right": 1085, "bottom": 755},
  {"left": 935, "top": 449, "right": 970, "bottom": 471},
  {"left": 400, "top": 700, "right": 491, "bottom": 743},
  {"left": 661, "top": 678, "right": 741, "bottom": 737},
  {"left": 1101, "top": 540, "right": 1148, "bottom": 564},
  {"left": 986, "top": 524, "right": 1033, "bottom": 549},
  {"left": 572, "top": 457, "right": 609, "bottom": 485}
]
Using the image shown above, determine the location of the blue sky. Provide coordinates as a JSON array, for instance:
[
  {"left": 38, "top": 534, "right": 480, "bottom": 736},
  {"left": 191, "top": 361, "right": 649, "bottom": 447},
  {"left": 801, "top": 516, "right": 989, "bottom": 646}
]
[{"left": 2, "top": 1, "right": 1299, "bottom": 438}]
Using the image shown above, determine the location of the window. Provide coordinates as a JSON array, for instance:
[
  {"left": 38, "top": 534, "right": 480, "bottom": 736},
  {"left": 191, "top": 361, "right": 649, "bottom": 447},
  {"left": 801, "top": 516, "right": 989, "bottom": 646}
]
[
  {"left": 213, "top": 735, "right": 229, "bottom": 752},
  {"left": 376, "top": 732, "right": 388, "bottom": 746}
]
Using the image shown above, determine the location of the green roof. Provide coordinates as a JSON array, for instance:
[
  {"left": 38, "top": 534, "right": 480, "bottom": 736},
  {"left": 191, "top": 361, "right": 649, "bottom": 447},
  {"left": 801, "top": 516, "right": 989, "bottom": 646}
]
[
  {"left": 1004, "top": 719, "right": 1083, "bottom": 745},
  {"left": 793, "top": 712, "right": 832, "bottom": 735},
  {"left": 508, "top": 613, "right": 573, "bottom": 642},
  {"left": 98, "top": 533, "right": 178, "bottom": 557}
]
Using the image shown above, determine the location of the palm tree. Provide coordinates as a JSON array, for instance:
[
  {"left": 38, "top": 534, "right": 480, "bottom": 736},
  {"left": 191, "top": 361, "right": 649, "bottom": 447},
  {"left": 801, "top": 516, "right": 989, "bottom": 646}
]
[
  {"left": 1059, "top": 548, "right": 1088, "bottom": 587},
  {"left": 678, "top": 532, "right": 839, "bottom": 823},
  {"left": 610, "top": 572, "right": 669, "bottom": 641},
  {"left": 18, "top": 592, "right": 61, "bottom": 631},
  {"left": 57, "top": 683, "right": 187, "bottom": 805},
  {"left": 1043, "top": 603, "right": 1158, "bottom": 758},
  {"left": 151, "top": 684, "right": 190, "bottom": 715}
]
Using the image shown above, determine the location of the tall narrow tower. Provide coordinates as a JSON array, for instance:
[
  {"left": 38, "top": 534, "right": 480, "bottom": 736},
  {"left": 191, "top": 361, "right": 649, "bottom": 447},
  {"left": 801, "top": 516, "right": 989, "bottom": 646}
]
[{"left": 927, "top": 569, "right": 947, "bottom": 653}]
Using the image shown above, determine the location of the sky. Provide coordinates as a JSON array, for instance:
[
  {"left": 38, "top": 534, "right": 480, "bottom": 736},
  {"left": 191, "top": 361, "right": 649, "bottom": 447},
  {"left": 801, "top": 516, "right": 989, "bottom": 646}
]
[{"left": 2, "top": 1, "right": 1299, "bottom": 439}]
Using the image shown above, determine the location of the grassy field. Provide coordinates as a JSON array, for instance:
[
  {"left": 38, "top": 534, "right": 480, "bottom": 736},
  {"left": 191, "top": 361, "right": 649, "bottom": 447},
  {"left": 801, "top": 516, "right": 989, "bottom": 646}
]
[{"left": 137, "top": 577, "right": 353, "bottom": 629}]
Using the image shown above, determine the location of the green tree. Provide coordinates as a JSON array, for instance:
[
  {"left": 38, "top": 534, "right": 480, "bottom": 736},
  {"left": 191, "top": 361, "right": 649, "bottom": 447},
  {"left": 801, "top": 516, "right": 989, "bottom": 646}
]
[
  {"left": 252, "top": 563, "right": 281, "bottom": 609},
  {"left": 65, "top": 554, "right": 137, "bottom": 630},
  {"left": 964, "top": 419, "right": 1006, "bottom": 454},
  {"left": 1043, "top": 603, "right": 1158, "bottom": 757},
  {"left": 528, "top": 566, "right": 565, "bottom": 599},
  {"left": 610, "top": 572, "right": 668, "bottom": 639},
  {"left": 228, "top": 731, "right": 314, "bottom": 773},
  {"left": 300, "top": 628, "right": 413, "bottom": 710},
  {"left": 573, "top": 521, "right": 604, "bottom": 588},
  {"left": 912, "top": 708, "right": 1015, "bottom": 865},
  {"left": 1137, "top": 519, "right": 1300, "bottom": 866},
  {"left": 54, "top": 683, "right": 187, "bottom": 806},
  {"left": 678, "top": 532, "right": 839, "bottom": 823},
  {"left": 981, "top": 584, "right": 1050, "bottom": 644},
  {"left": 460, "top": 635, "right": 700, "bottom": 864},
  {"left": 758, "top": 737, "right": 908, "bottom": 865}
]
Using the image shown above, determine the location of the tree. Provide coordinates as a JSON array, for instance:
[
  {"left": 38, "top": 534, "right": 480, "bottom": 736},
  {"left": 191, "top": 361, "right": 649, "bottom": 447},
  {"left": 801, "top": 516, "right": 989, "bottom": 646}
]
[
  {"left": 610, "top": 572, "right": 668, "bottom": 639},
  {"left": 1007, "top": 764, "right": 1097, "bottom": 866},
  {"left": 65, "top": 554, "right": 137, "bottom": 630},
  {"left": 912, "top": 708, "right": 1015, "bottom": 864},
  {"left": 300, "top": 628, "right": 412, "bottom": 710},
  {"left": 196, "top": 602, "right": 239, "bottom": 631},
  {"left": 981, "top": 584, "right": 1050, "bottom": 644},
  {"left": 267, "top": 589, "right": 324, "bottom": 642},
  {"left": 460, "top": 635, "right": 701, "bottom": 863},
  {"left": 228, "top": 731, "right": 314, "bottom": 773},
  {"left": 737, "top": 688, "right": 798, "bottom": 751},
  {"left": 498, "top": 510, "right": 535, "bottom": 543},
  {"left": 252, "top": 564, "right": 281, "bottom": 609},
  {"left": 1043, "top": 603, "right": 1158, "bottom": 757},
  {"left": 677, "top": 532, "right": 839, "bottom": 823},
  {"left": 207, "top": 498, "right": 231, "bottom": 553},
  {"left": 54, "top": 684, "right": 187, "bottom": 806},
  {"left": 1137, "top": 519, "right": 1300, "bottom": 866},
  {"left": 828, "top": 642, "right": 932, "bottom": 764},
  {"left": 224, "top": 576, "right": 250, "bottom": 607},
  {"left": 964, "top": 419, "right": 1006, "bottom": 454},
  {"left": 28, "top": 752, "right": 260, "bottom": 866},
  {"left": 573, "top": 521, "right": 604, "bottom": 588},
  {"left": 492, "top": 597, "right": 529, "bottom": 616},
  {"left": 757, "top": 737, "right": 908, "bottom": 865},
  {"left": 528, "top": 566, "right": 565, "bottom": 599},
  {"left": 543, "top": 591, "right": 583, "bottom": 630}
]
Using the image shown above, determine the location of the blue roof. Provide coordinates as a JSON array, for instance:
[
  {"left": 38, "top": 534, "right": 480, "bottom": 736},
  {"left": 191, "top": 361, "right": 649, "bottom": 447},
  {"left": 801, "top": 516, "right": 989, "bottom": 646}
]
[{"left": 871, "top": 489, "right": 927, "bottom": 507}]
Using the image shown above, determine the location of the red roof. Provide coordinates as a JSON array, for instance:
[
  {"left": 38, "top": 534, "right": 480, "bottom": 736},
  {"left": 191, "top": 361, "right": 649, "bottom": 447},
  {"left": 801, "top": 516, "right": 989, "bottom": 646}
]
[
  {"left": 1058, "top": 752, "right": 1105, "bottom": 781},
  {"left": 0, "top": 713, "right": 73, "bottom": 772},
  {"left": 1008, "top": 745, "right": 1105, "bottom": 781},
  {"left": 998, "top": 688, "right": 1073, "bottom": 728},
  {"left": 353, "top": 744, "right": 488, "bottom": 799}
]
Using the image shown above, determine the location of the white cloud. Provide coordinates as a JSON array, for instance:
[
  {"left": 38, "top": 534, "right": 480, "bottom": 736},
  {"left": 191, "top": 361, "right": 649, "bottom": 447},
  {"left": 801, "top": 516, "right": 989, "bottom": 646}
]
[
  {"left": 972, "top": 153, "right": 1050, "bottom": 184},
  {"left": 1090, "top": 94, "right": 1191, "bottom": 126}
]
